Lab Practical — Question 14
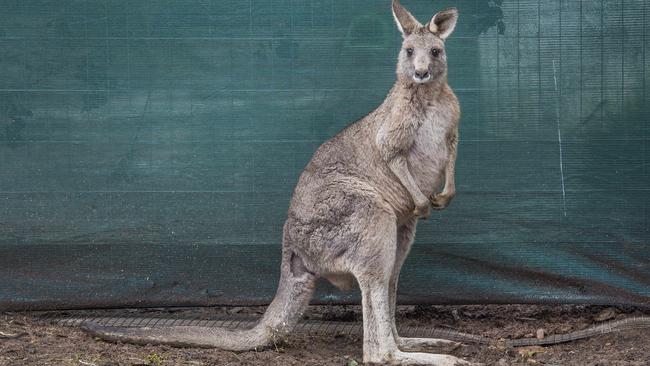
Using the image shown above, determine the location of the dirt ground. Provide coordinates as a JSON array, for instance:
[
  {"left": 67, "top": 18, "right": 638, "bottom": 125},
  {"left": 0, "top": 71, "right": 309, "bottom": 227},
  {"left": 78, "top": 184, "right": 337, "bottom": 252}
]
[{"left": 1, "top": 304, "right": 649, "bottom": 366}]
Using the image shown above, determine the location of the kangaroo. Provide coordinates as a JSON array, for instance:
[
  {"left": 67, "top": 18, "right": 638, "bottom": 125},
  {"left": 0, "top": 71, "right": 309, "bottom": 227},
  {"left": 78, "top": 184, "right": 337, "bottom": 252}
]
[{"left": 83, "top": 1, "right": 469, "bottom": 365}]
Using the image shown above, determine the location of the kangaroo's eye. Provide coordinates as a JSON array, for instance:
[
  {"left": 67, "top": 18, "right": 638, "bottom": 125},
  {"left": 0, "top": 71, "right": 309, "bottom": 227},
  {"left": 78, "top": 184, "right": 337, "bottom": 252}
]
[
  {"left": 406, "top": 48, "right": 414, "bottom": 57},
  {"left": 431, "top": 48, "right": 440, "bottom": 57}
]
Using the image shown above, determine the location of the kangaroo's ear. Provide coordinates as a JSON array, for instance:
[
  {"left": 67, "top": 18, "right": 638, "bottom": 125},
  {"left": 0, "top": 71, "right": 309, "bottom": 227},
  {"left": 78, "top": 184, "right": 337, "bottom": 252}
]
[
  {"left": 392, "top": 0, "right": 422, "bottom": 36},
  {"left": 427, "top": 8, "right": 459, "bottom": 39}
]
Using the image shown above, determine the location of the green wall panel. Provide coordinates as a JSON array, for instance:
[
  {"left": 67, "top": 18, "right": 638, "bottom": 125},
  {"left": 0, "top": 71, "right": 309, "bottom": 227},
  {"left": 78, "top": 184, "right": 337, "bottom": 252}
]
[{"left": 0, "top": 0, "right": 648, "bottom": 310}]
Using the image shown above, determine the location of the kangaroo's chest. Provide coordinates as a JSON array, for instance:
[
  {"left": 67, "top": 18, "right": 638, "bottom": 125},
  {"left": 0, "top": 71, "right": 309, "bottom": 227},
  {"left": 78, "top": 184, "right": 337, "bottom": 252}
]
[{"left": 408, "top": 108, "right": 454, "bottom": 195}]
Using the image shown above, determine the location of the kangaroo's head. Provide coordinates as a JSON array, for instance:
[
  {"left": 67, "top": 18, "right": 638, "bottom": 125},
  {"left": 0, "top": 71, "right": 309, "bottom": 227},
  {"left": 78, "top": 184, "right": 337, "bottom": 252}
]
[{"left": 392, "top": 0, "right": 458, "bottom": 85}]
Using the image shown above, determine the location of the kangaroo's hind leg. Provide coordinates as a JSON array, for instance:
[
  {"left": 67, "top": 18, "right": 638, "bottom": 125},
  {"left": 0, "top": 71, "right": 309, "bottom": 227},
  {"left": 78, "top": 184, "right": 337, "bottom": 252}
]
[
  {"left": 352, "top": 211, "right": 470, "bottom": 365},
  {"left": 390, "top": 218, "right": 461, "bottom": 354}
]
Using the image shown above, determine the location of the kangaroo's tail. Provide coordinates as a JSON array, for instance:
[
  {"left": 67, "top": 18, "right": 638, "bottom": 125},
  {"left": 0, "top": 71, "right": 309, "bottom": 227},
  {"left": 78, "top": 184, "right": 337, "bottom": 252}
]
[{"left": 81, "top": 249, "right": 316, "bottom": 351}]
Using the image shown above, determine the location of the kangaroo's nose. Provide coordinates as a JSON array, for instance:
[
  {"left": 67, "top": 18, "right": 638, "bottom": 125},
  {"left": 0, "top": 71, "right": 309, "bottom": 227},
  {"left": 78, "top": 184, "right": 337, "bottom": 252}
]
[{"left": 415, "top": 70, "right": 430, "bottom": 79}]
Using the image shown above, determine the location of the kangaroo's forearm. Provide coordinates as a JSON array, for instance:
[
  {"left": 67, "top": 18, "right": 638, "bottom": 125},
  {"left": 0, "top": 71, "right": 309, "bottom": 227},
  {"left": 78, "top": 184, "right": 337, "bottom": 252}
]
[
  {"left": 442, "top": 129, "right": 458, "bottom": 195},
  {"left": 442, "top": 156, "right": 456, "bottom": 195},
  {"left": 388, "top": 156, "right": 428, "bottom": 206}
]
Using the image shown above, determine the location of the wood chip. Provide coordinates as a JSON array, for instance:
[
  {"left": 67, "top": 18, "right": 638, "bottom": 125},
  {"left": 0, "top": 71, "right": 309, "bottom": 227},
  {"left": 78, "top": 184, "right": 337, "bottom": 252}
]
[{"left": 595, "top": 308, "right": 617, "bottom": 322}]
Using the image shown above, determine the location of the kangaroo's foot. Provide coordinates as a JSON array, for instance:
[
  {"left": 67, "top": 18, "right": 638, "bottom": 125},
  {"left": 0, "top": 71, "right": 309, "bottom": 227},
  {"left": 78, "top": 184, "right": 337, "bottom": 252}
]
[
  {"left": 366, "top": 350, "right": 475, "bottom": 366},
  {"left": 397, "top": 337, "right": 462, "bottom": 353}
]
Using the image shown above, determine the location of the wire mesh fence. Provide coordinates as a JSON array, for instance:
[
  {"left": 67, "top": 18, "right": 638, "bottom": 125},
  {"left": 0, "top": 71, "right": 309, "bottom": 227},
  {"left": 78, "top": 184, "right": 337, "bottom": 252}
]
[{"left": 0, "top": 0, "right": 648, "bottom": 310}]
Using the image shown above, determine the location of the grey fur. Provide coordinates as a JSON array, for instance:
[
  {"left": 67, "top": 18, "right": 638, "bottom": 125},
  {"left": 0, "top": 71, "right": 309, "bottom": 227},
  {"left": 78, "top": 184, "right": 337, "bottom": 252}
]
[{"left": 83, "top": 1, "right": 470, "bottom": 365}]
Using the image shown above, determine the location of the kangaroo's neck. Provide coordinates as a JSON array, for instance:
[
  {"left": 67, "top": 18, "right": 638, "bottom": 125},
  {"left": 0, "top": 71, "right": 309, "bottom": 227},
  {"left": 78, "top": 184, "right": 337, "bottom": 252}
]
[{"left": 383, "top": 77, "right": 448, "bottom": 117}]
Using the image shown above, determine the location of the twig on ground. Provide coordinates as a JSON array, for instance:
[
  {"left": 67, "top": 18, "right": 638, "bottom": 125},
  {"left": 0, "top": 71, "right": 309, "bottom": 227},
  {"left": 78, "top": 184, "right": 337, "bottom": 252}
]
[{"left": 0, "top": 331, "right": 28, "bottom": 339}]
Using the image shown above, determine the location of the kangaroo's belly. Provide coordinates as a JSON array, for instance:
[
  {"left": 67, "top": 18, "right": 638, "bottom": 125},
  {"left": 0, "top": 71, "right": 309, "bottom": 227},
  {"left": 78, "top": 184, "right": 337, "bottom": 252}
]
[{"left": 409, "top": 121, "right": 450, "bottom": 198}]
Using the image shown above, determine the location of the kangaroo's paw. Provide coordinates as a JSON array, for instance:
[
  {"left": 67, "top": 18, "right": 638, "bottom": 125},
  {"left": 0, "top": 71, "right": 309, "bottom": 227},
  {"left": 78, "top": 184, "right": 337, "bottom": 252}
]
[
  {"left": 397, "top": 337, "right": 462, "bottom": 353},
  {"left": 413, "top": 201, "right": 431, "bottom": 220},
  {"left": 429, "top": 192, "right": 454, "bottom": 211}
]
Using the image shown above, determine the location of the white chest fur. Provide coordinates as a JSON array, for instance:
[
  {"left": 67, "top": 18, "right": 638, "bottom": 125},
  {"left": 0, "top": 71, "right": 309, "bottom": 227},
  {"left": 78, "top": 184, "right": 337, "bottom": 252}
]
[{"left": 408, "top": 109, "right": 452, "bottom": 196}]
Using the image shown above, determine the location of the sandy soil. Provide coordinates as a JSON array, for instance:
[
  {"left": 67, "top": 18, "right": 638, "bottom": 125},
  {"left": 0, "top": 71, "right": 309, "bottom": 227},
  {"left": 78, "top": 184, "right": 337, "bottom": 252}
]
[{"left": 1, "top": 305, "right": 649, "bottom": 366}]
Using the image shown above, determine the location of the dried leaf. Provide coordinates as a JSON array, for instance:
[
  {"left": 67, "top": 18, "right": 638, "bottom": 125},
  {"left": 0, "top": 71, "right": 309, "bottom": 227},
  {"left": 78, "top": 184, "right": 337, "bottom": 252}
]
[
  {"left": 346, "top": 358, "right": 359, "bottom": 366},
  {"left": 517, "top": 346, "right": 546, "bottom": 359}
]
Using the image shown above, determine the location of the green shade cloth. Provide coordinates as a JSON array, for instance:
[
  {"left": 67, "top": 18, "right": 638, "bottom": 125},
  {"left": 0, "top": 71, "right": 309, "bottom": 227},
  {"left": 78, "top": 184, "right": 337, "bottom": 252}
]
[{"left": 0, "top": 0, "right": 648, "bottom": 310}]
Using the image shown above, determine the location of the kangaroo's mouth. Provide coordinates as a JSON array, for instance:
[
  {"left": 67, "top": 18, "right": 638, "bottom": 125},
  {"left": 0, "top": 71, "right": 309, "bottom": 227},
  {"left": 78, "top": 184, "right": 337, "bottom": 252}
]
[{"left": 413, "top": 74, "right": 432, "bottom": 84}]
